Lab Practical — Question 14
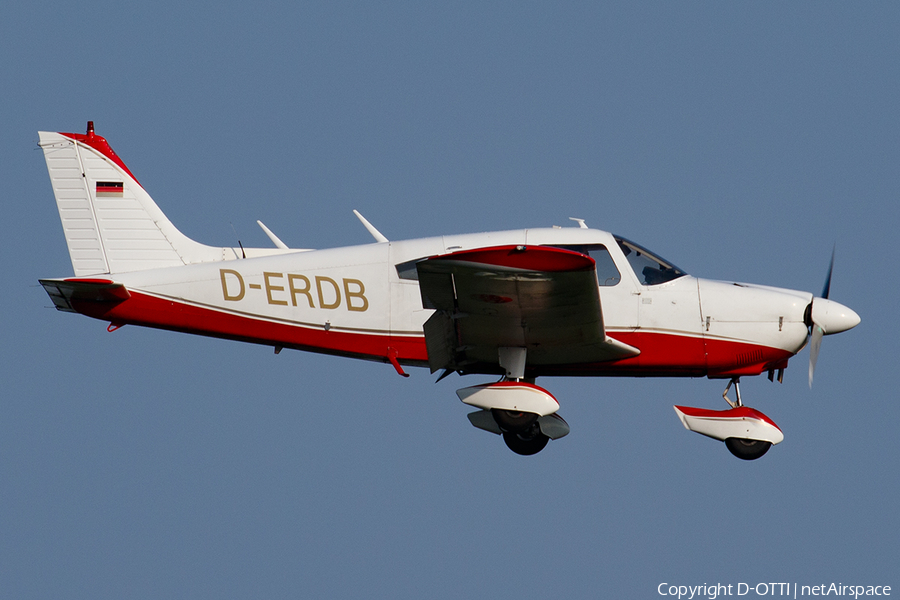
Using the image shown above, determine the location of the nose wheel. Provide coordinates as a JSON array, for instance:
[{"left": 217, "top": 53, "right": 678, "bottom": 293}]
[
  {"left": 673, "top": 378, "right": 784, "bottom": 461},
  {"left": 725, "top": 437, "right": 772, "bottom": 460},
  {"left": 720, "top": 378, "right": 773, "bottom": 460}
]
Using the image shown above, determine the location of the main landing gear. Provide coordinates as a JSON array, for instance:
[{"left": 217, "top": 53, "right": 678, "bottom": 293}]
[
  {"left": 494, "top": 409, "right": 550, "bottom": 456},
  {"left": 458, "top": 381, "right": 570, "bottom": 456},
  {"left": 674, "top": 378, "right": 784, "bottom": 461}
]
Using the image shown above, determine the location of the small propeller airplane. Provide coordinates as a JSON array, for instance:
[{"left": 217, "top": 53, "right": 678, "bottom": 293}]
[{"left": 37, "top": 123, "right": 860, "bottom": 459}]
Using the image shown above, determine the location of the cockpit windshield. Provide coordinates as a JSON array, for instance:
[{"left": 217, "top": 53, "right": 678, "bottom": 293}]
[{"left": 614, "top": 236, "right": 687, "bottom": 286}]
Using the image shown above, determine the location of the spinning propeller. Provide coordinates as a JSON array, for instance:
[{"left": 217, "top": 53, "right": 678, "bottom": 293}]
[{"left": 805, "top": 249, "right": 860, "bottom": 387}]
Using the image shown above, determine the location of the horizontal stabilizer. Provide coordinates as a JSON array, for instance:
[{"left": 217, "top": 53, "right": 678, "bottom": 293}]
[{"left": 40, "top": 278, "right": 130, "bottom": 313}]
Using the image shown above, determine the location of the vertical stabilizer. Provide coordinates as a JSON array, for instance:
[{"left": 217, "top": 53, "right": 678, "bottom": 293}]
[{"left": 39, "top": 124, "right": 224, "bottom": 276}]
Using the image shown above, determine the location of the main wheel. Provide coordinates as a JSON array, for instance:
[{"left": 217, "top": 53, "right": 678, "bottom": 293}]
[
  {"left": 725, "top": 437, "right": 772, "bottom": 461},
  {"left": 502, "top": 430, "right": 549, "bottom": 456},
  {"left": 491, "top": 409, "right": 538, "bottom": 434}
]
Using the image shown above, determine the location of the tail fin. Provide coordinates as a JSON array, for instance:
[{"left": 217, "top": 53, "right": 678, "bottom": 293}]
[{"left": 39, "top": 122, "right": 225, "bottom": 276}]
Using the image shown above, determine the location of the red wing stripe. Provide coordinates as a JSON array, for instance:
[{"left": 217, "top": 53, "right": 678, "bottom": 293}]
[{"left": 433, "top": 245, "right": 595, "bottom": 272}]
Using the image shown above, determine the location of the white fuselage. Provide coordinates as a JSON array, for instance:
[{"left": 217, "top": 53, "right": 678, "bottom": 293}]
[{"left": 89, "top": 226, "right": 812, "bottom": 379}]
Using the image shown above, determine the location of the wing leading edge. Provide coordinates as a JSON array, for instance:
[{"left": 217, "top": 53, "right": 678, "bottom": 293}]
[{"left": 416, "top": 245, "right": 639, "bottom": 374}]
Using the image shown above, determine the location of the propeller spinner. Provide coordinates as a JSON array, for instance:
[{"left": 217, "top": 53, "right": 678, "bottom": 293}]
[{"left": 806, "top": 249, "right": 860, "bottom": 387}]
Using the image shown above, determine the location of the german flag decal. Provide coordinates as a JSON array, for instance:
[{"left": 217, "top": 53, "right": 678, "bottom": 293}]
[{"left": 96, "top": 182, "right": 123, "bottom": 196}]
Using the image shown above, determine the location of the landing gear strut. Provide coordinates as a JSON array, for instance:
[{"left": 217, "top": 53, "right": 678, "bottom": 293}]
[{"left": 722, "top": 377, "right": 743, "bottom": 408}]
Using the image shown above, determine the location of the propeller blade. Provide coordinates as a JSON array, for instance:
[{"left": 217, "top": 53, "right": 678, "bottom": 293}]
[
  {"left": 808, "top": 324, "right": 824, "bottom": 388},
  {"left": 808, "top": 247, "right": 859, "bottom": 387},
  {"left": 821, "top": 246, "right": 835, "bottom": 299}
]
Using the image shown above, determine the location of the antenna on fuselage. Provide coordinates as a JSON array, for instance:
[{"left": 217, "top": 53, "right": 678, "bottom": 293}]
[
  {"left": 230, "top": 222, "right": 246, "bottom": 258},
  {"left": 569, "top": 217, "right": 588, "bottom": 229},
  {"left": 353, "top": 210, "right": 389, "bottom": 243},
  {"left": 257, "top": 220, "right": 289, "bottom": 249}
]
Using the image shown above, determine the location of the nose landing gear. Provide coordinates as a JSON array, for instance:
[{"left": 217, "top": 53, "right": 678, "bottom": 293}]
[
  {"left": 674, "top": 378, "right": 783, "bottom": 461},
  {"left": 724, "top": 437, "right": 772, "bottom": 461}
]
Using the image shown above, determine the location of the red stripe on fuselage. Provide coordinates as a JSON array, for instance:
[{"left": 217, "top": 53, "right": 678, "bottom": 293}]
[
  {"left": 598, "top": 330, "right": 792, "bottom": 378},
  {"left": 69, "top": 291, "right": 794, "bottom": 377},
  {"left": 71, "top": 289, "right": 430, "bottom": 366}
]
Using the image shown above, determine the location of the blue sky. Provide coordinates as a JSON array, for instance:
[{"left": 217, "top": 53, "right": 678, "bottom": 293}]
[{"left": 2, "top": 2, "right": 897, "bottom": 598}]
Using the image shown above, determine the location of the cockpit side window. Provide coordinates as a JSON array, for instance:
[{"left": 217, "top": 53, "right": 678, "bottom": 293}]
[
  {"left": 614, "top": 236, "right": 687, "bottom": 286},
  {"left": 552, "top": 245, "right": 621, "bottom": 286}
]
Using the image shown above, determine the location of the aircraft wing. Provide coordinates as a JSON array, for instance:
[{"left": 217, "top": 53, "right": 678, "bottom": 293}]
[{"left": 416, "top": 245, "right": 639, "bottom": 374}]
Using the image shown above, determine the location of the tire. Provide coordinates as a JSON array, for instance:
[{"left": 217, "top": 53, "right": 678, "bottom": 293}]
[
  {"left": 502, "top": 431, "right": 550, "bottom": 456},
  {"left": 491, "top": 409, "right": 538, "bottom": 434},
  {"left": 725, "top": 437, "right": 772, "bottom": 461}
]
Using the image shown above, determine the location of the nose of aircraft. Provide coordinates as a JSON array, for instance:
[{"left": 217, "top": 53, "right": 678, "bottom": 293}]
[{"left": 810, "top": 298, "right": 861, "bottom": 334}]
